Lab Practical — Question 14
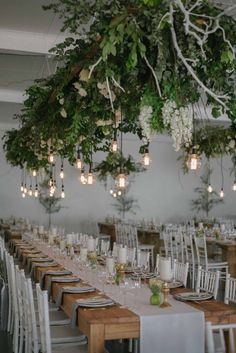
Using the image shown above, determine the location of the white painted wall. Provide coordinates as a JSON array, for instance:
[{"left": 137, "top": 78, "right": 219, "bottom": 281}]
[{"left": 0, "top": 125, "right": 235, "bottom": 232}]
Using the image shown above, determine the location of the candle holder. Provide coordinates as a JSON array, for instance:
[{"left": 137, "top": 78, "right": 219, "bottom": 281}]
[
  {"left": 114, "top": 263, "right": 125, "bottom": 285},
  {"left": 160, "top": 282, "right": 171, "bottom": 308},
  {"left": 88, "top": 251, "right": 97, "bottom": 268}
]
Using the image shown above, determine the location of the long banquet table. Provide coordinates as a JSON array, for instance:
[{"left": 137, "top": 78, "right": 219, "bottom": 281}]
[{"left": 11, "top": 235, "right": 236, "bottom": 353}]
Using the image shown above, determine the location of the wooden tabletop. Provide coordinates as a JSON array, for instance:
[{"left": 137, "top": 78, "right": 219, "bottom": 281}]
[{"left": 17, "top": 241, "right": 236, "bottom": 353}]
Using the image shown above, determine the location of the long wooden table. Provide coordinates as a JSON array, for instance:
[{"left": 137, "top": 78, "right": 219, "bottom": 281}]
[
  {"left": 14, "top": 239, "right": 236, "bottom": 353},
  {"left": 207, "top": 238, "right": 236, "bottom": 277}
]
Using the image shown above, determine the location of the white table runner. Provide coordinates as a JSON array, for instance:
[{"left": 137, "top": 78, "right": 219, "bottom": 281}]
[{"left": 24, "top": 234, "right": 205, "bottom": 353}]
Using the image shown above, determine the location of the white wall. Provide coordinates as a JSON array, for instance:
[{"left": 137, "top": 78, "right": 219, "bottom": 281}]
[{"left": 0, "top": 125, "right": 235, "bottom": 232}]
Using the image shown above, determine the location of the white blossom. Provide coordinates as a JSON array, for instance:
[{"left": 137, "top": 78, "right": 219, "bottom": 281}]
[
  {"left": 59, "top": 98, "right": 64, "bottom": 105},
  {"left": 162, "top": 100, "right": 193, "bottom": 151},
  {"left": 228, "top": 139, "right": 235, "bottom": 150},
  {"left": 96, "top": 119, "right": 113, "bottom": 127},
  {"left": 79, "top": 69, "right": 90, "bottom": 82},
  {"left": 73, "top": 82, "right": 87, "bottom": 97},
  {"left": 138, "top": 105, "right": 153, "bottom": 144},
  {"left": 97, "top": 82, "right": 116, "bottom": 101},
  {"left": 60, "top": 108, "right": 67, "bottom": 118}
]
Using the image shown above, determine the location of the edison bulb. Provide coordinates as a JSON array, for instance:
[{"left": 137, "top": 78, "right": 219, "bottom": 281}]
[
  {"left": 117, "top": 190, "right": 122, "bottom": 196},
  {"left": 28, "top": 188, "right": 33, "bottom": 196},
  {"left": 60, "top": 170, "right": 64, "bottom": 179},
  {"left": 32, "top": 170, "right": 37, "bottom": 177},
  {"left": 207, "top": 184, "right": 213, "bottom": 193},
  {"left": 61, "top": 190, "right": 65, "bottom": 199},
  {"left": 34, "top": 189, "right": 39, "bottom": 198},
  {"left": 48, "top": 154, "right": 54, "bottom": 163},
  {"left": 80, "top": 172, "right": 87, "bottom": 184},
  {"left": 20, "top": 184, "right": 24, "bottom": 192},
  {"left": 22, "top": 193, "right": 26, "bottom": 198},
  {"left": 76, "top": 159, "right": 83, "bottom": 169},
  {"left": 24, "top": 185, "right": 27, "bottom": 194},
  {"left": 186, "top": 153, "right": 201, "bottom": 171},
  {"left": 113, "top": 192, "right": 117, "bottom": 198},
  {"left": 110, "top": 189, "right": 113, "bottom": 194},
  {"left": 87, "top": 172, "right": 94, "bottom": 185},
  {"left": 233, "top": 182, "right": 236, "bottom": 191},
  {"left": 143, "top": 152, "right": 151, "bottom": 166},
  {"left": 219, "top": 188, "right": 224, "bottom": 198},
  {"left": 116, "top": 173, "right": 128, "bottom": 188},
  {"left": 111, "top": 139, "right": 118, "bottom": 153}
]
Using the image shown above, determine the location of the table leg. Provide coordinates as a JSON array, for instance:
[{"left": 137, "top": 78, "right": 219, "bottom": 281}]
[{"left": 88, "top": 324, "right": 105, "bottom": 353}]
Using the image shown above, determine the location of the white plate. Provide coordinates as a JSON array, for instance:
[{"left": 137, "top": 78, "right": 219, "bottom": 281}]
[
  {"left": 174, "top": 292, "right": 212, "bottom": 301},
  {"left": 168, "top": 281, "right": 183, "bottom": 289}
]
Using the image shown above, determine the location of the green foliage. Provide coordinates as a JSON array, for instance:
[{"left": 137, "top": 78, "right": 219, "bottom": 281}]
[
  {"left": 111, "top": 180, "right": 139, "bottom": 219},
  {"left": 3, "top": 0, "right": 236, "bottom": 178},
  {"left": 191, "top": 164, "right": 223, "bottom": 218}
]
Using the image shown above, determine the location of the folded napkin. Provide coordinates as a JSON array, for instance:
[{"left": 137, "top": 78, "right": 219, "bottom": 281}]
[
  {"left": 55, "top": 285, "right": 96, "bottom": 307},
  {"left": 29, "top": 262, "right": 58, "bottom": 278},
  {"left": 46, "top": 276, "right": 81, "bottom": 297},
  {"left": 40, "top": 270, "right": 72, "bottom": 289},
  {"left": 71, "top": 297, "right": 114, "bottom": 328},
  {"left": 27, "top": 257, "right": 53, "bottom": 274}
]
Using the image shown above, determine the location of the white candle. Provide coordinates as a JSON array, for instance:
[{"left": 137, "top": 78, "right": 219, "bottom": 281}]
[
  {"left": 66, "top": 234, "right": 73, "bottom": 245},
  {"left": 198, "top": 222, "right": 203, "bottom": 230},
  {"left": 38, "top": 225, "right": 44, "bottom": 234},
  {"left": 80, "top": 247, "right": 88, "bottom": 261},
  {"left": 70, "top": 247, "right": 75, "bottom": 257},
  {"left": 118, "top": 247, "right": 127, "bottom": 264},
  {"left": 51, "top": 227, "right": 57, "bottom": 236},
  {"left": 159, "top": 258, "right": 172, "bottom": 281},
  {"left": 60, "top": 240, "right": 65, "bottom": 250},
  {"left": 106, "top": 257, "right": 115, "bottom": 274},
  {"left": 87, "top": 237, "right": 95, "bottom": 252},
  {"left": 112, "top": 242, "right": 117, "bottom": 257}
]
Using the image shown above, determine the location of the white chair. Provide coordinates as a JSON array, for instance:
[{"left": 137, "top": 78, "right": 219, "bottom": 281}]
[
  {"left": 137, "top": 250, "right": 150, "bottom": 270},
  {"left": 173, "top": 260, "right": 189, "bottom": 287},
  {"left": 224, "top": 273, "right": 236, "bottom": 304},
  {"left": 196, "top": 266, "right": 220, "bottom": 299},
  {"left": 194, "top": 234, "right": 228, "bottom": 279},
  {"left": 35, "top": 283, "right": 88, "bottom": 353},
  {"left": 205, "top": 321, "right": 236, "bottom": 353},
  {"left": 115, "top": 223, "right": 154, "bottom": 268},
  {"left": 183, "top": 232, "right": 196, "bottom": 288}
]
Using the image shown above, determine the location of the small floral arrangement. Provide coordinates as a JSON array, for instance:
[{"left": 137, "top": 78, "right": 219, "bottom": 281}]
[{"left": 149, "top": 278, "right": 162, "bottom": 295}]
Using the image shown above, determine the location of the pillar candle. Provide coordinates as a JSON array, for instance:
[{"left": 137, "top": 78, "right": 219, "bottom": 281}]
[
  {"left": 87, "top": 237, "right": 95, "bottom": 252},
  {"left": 118, "top": 247, "right": 127, "bottom": 264},
  {"left": 106, "top": 257, "right": 115, "bottom": 274},
  {"left": 159, "top": 258, "right": 172, "bottom": 281},
  {"left": 80, "top": 247, "right": 88, "bottom": 261}
]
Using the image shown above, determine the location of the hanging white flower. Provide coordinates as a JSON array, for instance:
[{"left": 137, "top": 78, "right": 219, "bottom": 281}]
[
  {"left": 59, "top": 97, "right": 64, "bottom": 105},
  {"left": 162, "top": 100, "right": 193, "bottom": 151},
  {"left": 96, "top": 119, "right": 113, "bottom": 127},
  {"left": 228, "top": 139, "right": 235, "bottom": 150},
  {"left": 73, "top": 82, "right": 87, "bottom": 97},
  {"left": 138, "top": 105, "right": 153, "bottom": 144},
  {"left": 97, "top": 82, "right": 116, "bottom": 101},
  {"left": 60, "top": 108, "right": 67, "bottom": 118}
]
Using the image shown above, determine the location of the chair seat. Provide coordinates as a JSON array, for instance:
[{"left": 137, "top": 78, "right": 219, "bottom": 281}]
[{"left": 36, "top": 309, "right": 70, "bottom": 326}]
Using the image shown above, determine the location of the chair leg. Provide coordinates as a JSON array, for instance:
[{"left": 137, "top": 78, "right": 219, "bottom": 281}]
[
  {"left": 128, "top": 339, "right": 133, "bottom": 352},
  {"left": 134, "top": 338, "right": 139, "bottom": 353}
]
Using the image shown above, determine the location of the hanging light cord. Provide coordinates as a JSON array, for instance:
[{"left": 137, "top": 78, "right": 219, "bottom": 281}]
[{"left": 220, "top": 155, "right": 224, "bottom": 189}]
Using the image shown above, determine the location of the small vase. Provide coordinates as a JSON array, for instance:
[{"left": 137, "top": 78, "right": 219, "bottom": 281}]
[{"left": 150, "top": 293, "right": 161, "bottom": 306}]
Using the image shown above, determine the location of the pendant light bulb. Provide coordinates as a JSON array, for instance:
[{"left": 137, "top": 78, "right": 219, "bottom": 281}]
[
  {"left": 87, "top": 172, "right": 94, "bottom": 185},
  {"left": 60, "top": 165, "right": 64, "bottom": 179},
  {"left": 34, "top": 189, "right": 39, "bottom": 198},
  {"left": 80, "top": 169, "right": 87, "bottom": 184},
  {"left": 117, "top": 190, "right": 122, "bottom": 196},
  {"left": 61, "top": 185, "right": 65, "bottom": 199},
  {"left": 20, "top": 183, "right": 24, "bottom": 192},
  {"left": 111, "top": 138, "right": 118, "bottom": 153},
  {"left": 219, "top": 188, "right": 224, "bottom": 198},
  {"left": 76, "top": 159, "right": 83, "bottom": 169},
  {"left": 142, "top": 148, "right": 151, "bottom": 166},
  {"left": 32, "top": 170, "right": 37, "bottom": 177},
  {"left": 116, "top": 173, "right": 128, "bottom": 189},
  {"left": 233, "top": 181, "right": 236, "bottom": 191},
  {"left": 207, "top": 184, "right": 213, "bottom": 193},
  {"left": 48, "top": 153, "right": 54, "bottom": 164},
  {"left": 186, "top": 151, "right": 201, "bottom": 171},
  {"left": 28, "top": 186, "right": 33, "bottom": 196},
  {"left": 23, "top": 184, "right": 27, "bottom": 194},
  {"left": 113, "top": 192, "right": 117, "bottom": 198},
  {"left": 22, "top": 193, "right": 26, "bottom": 199},
  {"left": 110, "top": 189, "right": 113, "bottom": 195}
]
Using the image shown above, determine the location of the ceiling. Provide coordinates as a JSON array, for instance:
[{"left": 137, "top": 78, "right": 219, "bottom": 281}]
[{"left": 0, "top": 0, "right": 234, "bottom": 124}]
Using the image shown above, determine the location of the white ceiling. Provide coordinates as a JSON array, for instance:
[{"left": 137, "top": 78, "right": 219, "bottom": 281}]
[{"left": 0, "top": 0, "right": 234, "bottom": 124}]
